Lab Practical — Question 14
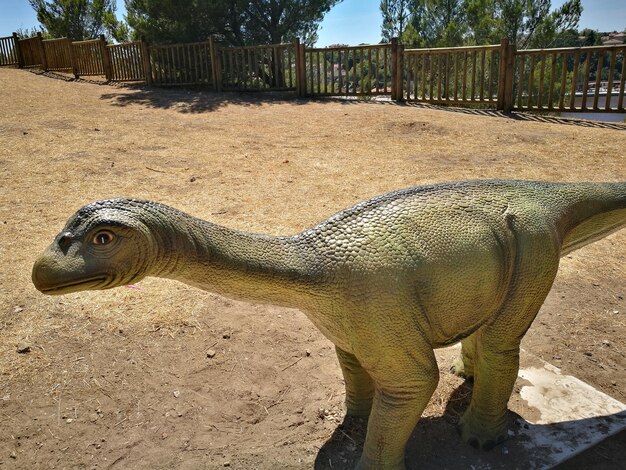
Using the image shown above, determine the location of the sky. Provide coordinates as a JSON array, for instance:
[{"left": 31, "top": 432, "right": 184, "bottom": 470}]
[{"left": 1, "top": 0, "right": 625, "bottom": 46}]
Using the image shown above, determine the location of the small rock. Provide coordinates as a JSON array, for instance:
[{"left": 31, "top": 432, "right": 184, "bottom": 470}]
[
  {"left": 10, "top": 451, "right": 17, "bottom": 459},
  {"left": 66, "top": 418, "right": 73, "bottom": 423},
  {"left": 190, "top": 176, "right": 197, "bottom": 182},
  {"left": 173, "top": 390, "right": 180, "bottom": 398},
  {"left": 223, "top": 461, "right": 231, "bottom": 467},
  {"left": 222, "top": 333, "right": 231, "bottom": 339},
  {"left": 602, "top": 340, "right": 611, "bottom": 347},
  {"left": 16, "top": 345, "right": 31, "bottom": 354},
  {"left": 207, "top": 349, "right": 216, "bottom": 358},
  {"left": 13, "top": 306, "right": 23, "bottom": 314},
  {"left": 583, "top": 351, "right": 593, "bottom": 357},
  {"left": 94, "top": 128, "right": 100, "bottom": 131},
  {"left": 305, "top": 349, "right": 311, "bottom": 357}
]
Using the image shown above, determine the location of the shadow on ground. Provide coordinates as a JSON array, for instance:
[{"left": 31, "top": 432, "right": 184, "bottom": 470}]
[
  {"left": 30, "top": 70, "right": 626, "bottom": 129},
  {"left": 313, "top": 380, "right": 626, "bottom": 470}
]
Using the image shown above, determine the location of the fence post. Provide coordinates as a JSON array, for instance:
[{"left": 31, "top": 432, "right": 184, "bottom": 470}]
[
  {"left": 294, "top": 38, "right": 301, "bottom": 96},
  {"left": 12, "top": 33, "right": 24, "bottom": 68},
  {"left": 396, "top": 41, "right": 405, "bottom": 102},
  {"left": 208, "top": 36, "right": 221, "bottom": 92},
  {"left": 299, "top": 43, "right": 306, "bottom": 96},
  {"left": 503, "top": 41, "right": 516, "bottom": 112},
  {"left": 37, "top": 32, "right": 48, "bottom": 71},
  {"left": 391, "top": 38, "right": 399, "bottom": 100},
  {"left": 67, "top": 38, "right": 79, "bottom": 79},
  {"left": 99, "top": 34, "right": 112, "bottom": 81},
  {"left": 140, "top": 37, "right": 152, "bottom": 85},
  {"left": 497, "top": 37, "right": 513, "bottom": 111}
]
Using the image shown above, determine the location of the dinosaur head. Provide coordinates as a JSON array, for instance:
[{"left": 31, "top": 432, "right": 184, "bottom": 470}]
[{"left": 32, "top": 199, "right": 158, "bottom": 295}]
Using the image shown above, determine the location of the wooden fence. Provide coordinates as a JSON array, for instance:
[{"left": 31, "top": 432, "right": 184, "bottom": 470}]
[
  {"left": 0, "top": 33, "right": 19, "bottom": 66},
  {"left": 514, "top": 44, "right": 626, "bottom": 112},
  {"left": 108, "top": 41, "right": 145, "bottom": 81},
  {"left": 304, "top": 43, "right": 393, "bottom": 96},
  {"left": 43, "top": 37, "right": 73, "bottom": 71},
  {"left": 402, "top": 44, "right": 503, "bottom": 106},
  {"left": 2, "top": 32, "right": 625, "bottom": 113},
  {"left": 150, "top": 41, "right": 214, "bottom": 87},
  {"left": 72, "top": 38, "right": 105, "bottom": 76},
  {"left": 219, "top": 42, "right": 297, "bottom": 91}
]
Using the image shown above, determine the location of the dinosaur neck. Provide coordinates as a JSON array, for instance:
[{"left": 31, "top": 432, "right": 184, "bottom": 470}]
[
  {"left": 556, "top": 182, "right": 626, "bottom": 256},
  {"left": 148, "top": 209, "right": 316, "bottom": 308}
]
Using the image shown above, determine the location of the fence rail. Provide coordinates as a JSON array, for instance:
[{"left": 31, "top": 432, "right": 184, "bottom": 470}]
[
  {"left": 2, "top": 32, "right": 625, "bottom": 113},
  {"left": 514, "top": 44, "right": 626, "bottom": 112},
  {"left": 0, "top": 34, "right": 19, "bottom": 66},
  {"left": 219, "top": 43, "right": 297, "bottom": 91},
  {"left": 403, "top": 44, "right": 502, "bottom": 105},
  {"left": 150, "top": 41, "right": 214, "bottom": 86},
  {"left": 72, "top": 38, "right": 105, "bottom": 76},
  {"left": 108, "top": 41, "right": 145, "bottom": 81},
  {"left": 42, "top": 37, "right": 73, "bottom": 72},
  {"left": 305, "top": 44, "right": 393, "bottom": 96}
]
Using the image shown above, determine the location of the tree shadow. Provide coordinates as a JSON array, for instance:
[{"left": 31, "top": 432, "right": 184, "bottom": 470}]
[
  {"left": 99, "top": 86, "right": 308, "bottom": 113},
  {"left": 313, "top": 379, "right": 626, "bottom": 470},
  {"left": 27, "top": 69, "right": 626, "bottom": 128}
]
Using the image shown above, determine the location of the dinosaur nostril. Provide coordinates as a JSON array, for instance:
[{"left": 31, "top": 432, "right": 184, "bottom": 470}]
[{"left": 57, "top": 232, "right": 73, "bottom": 250}]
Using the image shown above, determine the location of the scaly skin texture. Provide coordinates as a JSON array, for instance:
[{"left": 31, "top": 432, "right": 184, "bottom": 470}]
[{"left": 32, "top": 180, "right": 626, "bottom": 469}]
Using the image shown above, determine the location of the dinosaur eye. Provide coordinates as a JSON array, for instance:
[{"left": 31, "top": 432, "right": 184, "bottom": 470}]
[{"left": 93, "top": 230, "right": 114, "bottom": 246}]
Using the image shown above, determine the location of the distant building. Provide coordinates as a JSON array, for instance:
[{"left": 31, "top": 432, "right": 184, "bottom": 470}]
[{"left": 602, "top": 32, "right": 626, "bottom": 45}]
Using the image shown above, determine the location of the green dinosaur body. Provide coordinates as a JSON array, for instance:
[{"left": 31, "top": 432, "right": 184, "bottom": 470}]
[{"left": 32, "top": 180, "right": 626, "bottom": 469}]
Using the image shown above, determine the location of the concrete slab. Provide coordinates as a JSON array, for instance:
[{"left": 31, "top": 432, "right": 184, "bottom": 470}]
[{"left": 422, "top": 346, "right": 626, "bottom": 469}]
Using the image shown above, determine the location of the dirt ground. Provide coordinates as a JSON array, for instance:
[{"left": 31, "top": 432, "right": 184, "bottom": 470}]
[{"left": 0, "top": 68, "right": 624, "bottom": 469}]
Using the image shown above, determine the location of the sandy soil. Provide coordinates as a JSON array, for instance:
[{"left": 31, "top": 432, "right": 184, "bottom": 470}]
[{"left": 0, "top": 68, "right": 624, "bottom": 469}]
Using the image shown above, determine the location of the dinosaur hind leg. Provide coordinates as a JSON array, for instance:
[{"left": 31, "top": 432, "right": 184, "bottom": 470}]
[
  {"left": 356, "top": 343, "right": 439, "bottom": 470},
  {"left": 450, "top": 334, "right": 478, "bottom": 380}
]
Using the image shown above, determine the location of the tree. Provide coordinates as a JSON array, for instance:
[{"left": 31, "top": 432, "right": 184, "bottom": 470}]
[
  {"left": 28, "top": 0, "right": 124, "bottom": 40},
  {"left": 380, "top": 0, "right": 410, "bottom": 43},
  {"left": 402, "top": 0, "right": 466, "bottom": 47},
  {"left": 492, "top": 0, "right": 582, "bottom": 48},
  {"left": 124, "top": 0, "right": 342, "bottom": 46},
  {"left": 464, "top": 0, "right": 499, "bottom": 44}
]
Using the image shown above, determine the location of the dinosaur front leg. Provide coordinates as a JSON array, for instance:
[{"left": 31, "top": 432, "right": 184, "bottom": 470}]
[
  {"left": 357, "top": 348, "right": 439, "bottom": 470},
  {"left": 459, "top": 221, "right": 561, "bottom": 450},
  {"left": 459, "top": 284, "right": 556, "bottom": 449},
  {"left": 336, "top": 346, "right": 375, "bottom": 418}
]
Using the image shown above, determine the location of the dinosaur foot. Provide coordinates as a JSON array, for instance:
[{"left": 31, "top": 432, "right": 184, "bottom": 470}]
[
  {"left": 345, "top": 398, "right": 373, "bottom": 419},
  {"left": 458, "top": 409, "right": 510, "bottom": 451},
  {"left": 450, "top": 356, "right": 474, "bottom": 381},
  {"left": 355, "top": 455, "right": 405, "bottom": 470}
]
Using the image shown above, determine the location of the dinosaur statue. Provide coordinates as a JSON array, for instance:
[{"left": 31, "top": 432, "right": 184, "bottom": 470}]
[{"left": 32, "top": 180, "right": 626, "bottom": 469}]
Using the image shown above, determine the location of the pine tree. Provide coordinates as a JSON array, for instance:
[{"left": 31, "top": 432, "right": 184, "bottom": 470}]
[
  {"left": 380, "top": 0, "right": 411, "bottom": 43},
  {"left": 28, "top": 0, "right": 122, "bottom": 40},
  {"left": 125, "top": 0, "right": 342, "bottom": 46}
]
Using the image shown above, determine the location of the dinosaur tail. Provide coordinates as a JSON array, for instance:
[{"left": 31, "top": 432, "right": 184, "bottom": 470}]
[{"left": 552, "top": 181, "right": 626, "bottom": 256}]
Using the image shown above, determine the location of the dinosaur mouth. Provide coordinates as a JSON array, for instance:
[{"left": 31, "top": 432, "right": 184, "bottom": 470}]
[{"left": 38, "top": 277, "right": 108, "bottom": 295}]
